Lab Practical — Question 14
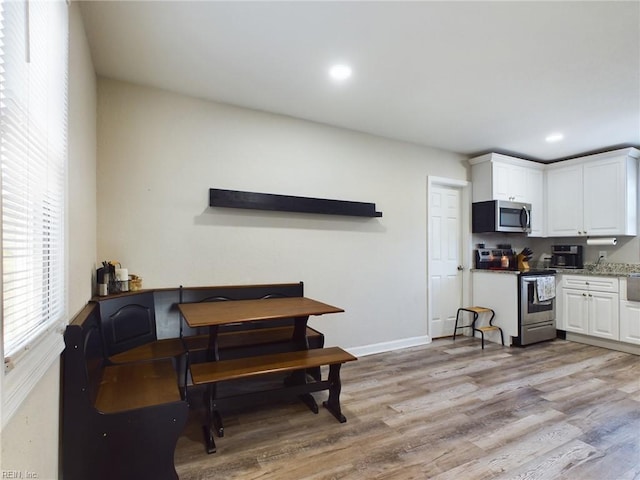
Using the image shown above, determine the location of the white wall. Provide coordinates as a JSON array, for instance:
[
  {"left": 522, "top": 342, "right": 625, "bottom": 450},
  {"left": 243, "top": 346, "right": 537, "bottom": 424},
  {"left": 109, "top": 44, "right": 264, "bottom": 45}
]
[
  {"left": 0, "top": 4, "right": 97, "bottom": 478},
  {"left": 96, "top": 79, "right": 468, "bottom": 351}
]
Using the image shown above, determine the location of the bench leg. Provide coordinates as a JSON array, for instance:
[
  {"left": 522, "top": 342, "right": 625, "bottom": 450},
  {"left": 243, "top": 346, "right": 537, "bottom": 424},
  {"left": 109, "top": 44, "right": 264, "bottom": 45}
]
[{"left": 323, "top": 363, "right": 347, "bottom": 423}]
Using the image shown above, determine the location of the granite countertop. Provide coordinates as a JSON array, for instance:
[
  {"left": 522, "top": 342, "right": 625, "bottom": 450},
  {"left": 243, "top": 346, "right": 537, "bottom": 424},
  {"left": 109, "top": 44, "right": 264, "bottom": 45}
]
[
  {"left": 551, "top": 262, "right": 640, "bottom": 277},
  {"left": 472, "top": 262, "right": 640, "bottom": 277}
]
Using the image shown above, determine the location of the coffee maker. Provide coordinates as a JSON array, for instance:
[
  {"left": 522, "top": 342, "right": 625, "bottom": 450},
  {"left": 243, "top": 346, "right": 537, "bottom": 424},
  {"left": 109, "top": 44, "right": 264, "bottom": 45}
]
[{"left": 551, "top": 245, "right": 583, "bottom": 269}]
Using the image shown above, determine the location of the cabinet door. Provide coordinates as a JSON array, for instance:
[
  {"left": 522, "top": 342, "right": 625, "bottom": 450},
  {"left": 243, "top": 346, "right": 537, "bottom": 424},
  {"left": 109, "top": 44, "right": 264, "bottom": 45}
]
[
  {"left": 620, "top": 301, "right": 640, "bottom": 345},
  {"left": 494, "top": 163, "right": 528, "bottom": 202},
  {"left": 583, "top": 158, "right": 625, "bottom": 236},
  {"left": 527, "top": 168, "right": 544, "bottom": 237},
  {"left": 588, "top": 291, "right": 619, "bottom": 340},
  {"left": 546, "top": 165, "right": 584, "bottom": 236},
  {"left": 563, "top": 288, "right": 589, "bottom": 334}
]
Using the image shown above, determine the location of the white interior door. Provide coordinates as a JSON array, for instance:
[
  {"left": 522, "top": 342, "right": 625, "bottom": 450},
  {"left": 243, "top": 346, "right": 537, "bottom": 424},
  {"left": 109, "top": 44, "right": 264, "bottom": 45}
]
[{"left": 429, "top": 184, "right": 464, "bottom": 338}]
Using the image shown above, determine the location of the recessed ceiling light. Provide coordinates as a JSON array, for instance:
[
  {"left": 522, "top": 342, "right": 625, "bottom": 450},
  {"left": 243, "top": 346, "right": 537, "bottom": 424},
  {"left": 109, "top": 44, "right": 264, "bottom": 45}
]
[
  {"left": 329, "top": 64, "right": 352, "bottom": 81},
  {"left": 545, "top": 133, "right": 564, "bottom": 143}
]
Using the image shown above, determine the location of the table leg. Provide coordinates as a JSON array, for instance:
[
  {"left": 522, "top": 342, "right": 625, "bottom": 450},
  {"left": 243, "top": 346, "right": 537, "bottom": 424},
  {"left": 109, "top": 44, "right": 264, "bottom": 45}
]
[
  {"left": 292, "top": 315, "right": 309, "bottom": 350},
  {"left": 203, "top": 324, "right": 223, "bottom": 453},
  {"left": 203, "top": 385, "right": 217, "bottom": 453},
  {"left": 290, "top": 315, "right": 319, "bottom": 412},
  {"left": 207, "top": 324, "right": 220, "bottom": 361}
]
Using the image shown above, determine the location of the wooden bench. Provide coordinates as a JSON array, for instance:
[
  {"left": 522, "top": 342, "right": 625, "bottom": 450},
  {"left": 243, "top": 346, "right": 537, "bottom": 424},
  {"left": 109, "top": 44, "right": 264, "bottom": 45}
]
[
  {"left": 62, "top": 303, "right": 188, "bottom": 480},
  {"left": 191, "top": 346, "right": 357, "bottom": 453}
]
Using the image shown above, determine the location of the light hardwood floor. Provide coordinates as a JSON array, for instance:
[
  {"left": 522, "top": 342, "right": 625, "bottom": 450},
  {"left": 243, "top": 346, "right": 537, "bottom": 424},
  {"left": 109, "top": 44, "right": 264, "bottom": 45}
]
[{"left": 174, "top": 337, "right": 640, "bottom": 479}]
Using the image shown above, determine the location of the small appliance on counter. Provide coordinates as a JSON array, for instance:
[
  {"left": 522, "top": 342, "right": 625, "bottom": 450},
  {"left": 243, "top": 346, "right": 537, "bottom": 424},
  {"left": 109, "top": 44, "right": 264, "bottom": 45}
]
[
  {"left": 551, "top": 245, "right": 583, "bottom": 269},
  {"left": 475, "top": 246, "right": 516, "bottom": 270}
]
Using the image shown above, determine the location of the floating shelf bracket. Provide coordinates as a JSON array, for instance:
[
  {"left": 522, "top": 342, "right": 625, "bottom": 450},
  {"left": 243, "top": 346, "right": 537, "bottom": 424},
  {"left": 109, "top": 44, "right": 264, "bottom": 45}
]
[{"left": 209, "top": 188, "right": 382, "bottom": 218}]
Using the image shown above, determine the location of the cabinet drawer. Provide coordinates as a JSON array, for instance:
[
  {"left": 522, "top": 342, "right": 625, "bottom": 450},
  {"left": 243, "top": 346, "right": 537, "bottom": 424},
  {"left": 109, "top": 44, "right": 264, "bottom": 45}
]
[{"left": 562, "top": 275, "right": 619, "bottom": 293}]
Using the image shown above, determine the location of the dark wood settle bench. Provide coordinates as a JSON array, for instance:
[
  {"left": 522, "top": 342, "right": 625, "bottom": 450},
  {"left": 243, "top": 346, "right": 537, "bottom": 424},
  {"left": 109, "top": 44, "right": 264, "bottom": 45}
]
[
  {"left": 61, "top": 303, "right": 188, "bottom": 480},
  {"left": 65, "top": 282, "right": 355, "bottom": 457}
]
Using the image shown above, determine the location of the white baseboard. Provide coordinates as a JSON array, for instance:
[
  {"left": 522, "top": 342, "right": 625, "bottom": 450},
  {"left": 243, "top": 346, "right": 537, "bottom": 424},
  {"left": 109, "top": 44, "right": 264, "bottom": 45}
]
[{"left": 345, "top": 335, "right": 432, "bottom": 357}]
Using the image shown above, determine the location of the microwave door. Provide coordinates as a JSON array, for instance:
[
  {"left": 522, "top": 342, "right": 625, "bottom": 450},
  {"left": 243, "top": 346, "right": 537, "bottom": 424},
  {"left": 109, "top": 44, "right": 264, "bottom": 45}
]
[{"left": 498, "top": 205, "right": 528, "bottom": 233}]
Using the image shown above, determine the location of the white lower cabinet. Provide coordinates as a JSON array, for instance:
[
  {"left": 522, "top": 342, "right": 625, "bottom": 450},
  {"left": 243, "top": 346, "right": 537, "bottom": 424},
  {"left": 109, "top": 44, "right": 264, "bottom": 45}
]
[
  {"left": 561, "top": 275, "right": 619, "bottom": 341},
  {"left": 562, "top": 289, "right": 589, "bottom": 334}
]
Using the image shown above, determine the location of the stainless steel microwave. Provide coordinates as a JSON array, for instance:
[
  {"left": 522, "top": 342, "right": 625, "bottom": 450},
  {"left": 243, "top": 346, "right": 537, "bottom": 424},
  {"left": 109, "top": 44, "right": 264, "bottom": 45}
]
[{"left": 472, "top": 200, "right": 531, "bottom": 233}]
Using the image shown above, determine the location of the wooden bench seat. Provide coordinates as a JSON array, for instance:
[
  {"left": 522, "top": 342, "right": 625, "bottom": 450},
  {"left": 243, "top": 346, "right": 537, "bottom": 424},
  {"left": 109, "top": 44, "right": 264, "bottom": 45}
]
[
  {"left": 96, "top": 359, "right": 183, "bottom": 413},
  {"left": 191, "top": 346, "right": 356, "bottom": 453},
  {"left": 191, "top": 346, "right": 356, "bottom": 385}
]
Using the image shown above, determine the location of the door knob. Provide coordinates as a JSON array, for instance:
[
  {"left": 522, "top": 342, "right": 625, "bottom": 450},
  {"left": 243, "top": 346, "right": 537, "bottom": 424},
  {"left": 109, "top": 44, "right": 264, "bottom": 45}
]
[{"left": 457, "top": 265, "right": 464, "bottom": 271}]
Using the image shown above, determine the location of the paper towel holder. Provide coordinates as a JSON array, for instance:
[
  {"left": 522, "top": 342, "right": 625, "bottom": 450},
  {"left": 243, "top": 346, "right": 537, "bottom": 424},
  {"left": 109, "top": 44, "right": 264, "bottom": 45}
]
[{"left": 586, "top": 237, "right": 617, "bottom": 246}]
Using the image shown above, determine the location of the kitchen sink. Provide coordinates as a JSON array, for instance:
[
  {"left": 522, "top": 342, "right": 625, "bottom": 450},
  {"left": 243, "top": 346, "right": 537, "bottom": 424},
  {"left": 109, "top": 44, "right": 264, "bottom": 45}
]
[{"left": 628, "top": 274, "right": 640, "bottom": 302}]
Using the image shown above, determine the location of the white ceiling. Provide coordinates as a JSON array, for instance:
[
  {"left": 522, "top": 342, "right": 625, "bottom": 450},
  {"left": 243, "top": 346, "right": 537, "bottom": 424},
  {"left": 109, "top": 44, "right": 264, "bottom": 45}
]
[{"left": 79, "top": 1, "right": 640, "bottom": 162}]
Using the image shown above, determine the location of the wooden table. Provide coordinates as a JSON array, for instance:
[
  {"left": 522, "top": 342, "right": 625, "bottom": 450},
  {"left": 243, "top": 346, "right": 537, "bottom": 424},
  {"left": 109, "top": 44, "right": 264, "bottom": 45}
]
[
  {"left": 178, "top": 296, "right": 345, "bottom": 452},
  {"left": 178, "top": 296, "right": 344, "bottom": 358}
]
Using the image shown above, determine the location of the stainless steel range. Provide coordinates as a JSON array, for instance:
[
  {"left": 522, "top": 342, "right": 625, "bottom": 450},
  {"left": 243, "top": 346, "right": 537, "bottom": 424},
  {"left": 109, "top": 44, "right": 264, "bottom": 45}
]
[{"left": 517, "top": 270, "right": 557, "bottom": 346}]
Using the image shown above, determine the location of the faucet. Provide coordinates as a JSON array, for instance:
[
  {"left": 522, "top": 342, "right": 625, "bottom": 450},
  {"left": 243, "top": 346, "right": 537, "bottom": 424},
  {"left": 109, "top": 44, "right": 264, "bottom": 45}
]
[{"left": 595, "top": 255, "right": 604, "bottom": 267}]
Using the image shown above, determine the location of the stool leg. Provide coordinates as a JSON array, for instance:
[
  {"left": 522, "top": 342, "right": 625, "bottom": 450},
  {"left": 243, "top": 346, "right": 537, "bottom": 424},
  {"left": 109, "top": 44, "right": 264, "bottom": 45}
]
[
  {"left": 453, "top": 309, "right": 461, "bottom": 341},
  {"left": 471, "top": 311, "right": 480, "bottom": 347},
  {"left": 488, "top": 309, "right": 504, "bottom": 347}
]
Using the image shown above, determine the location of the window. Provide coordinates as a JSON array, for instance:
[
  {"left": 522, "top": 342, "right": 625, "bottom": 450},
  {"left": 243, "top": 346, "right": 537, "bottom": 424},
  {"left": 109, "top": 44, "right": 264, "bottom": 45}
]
[{"left": 0, "top": 0, "right": 68, "bottom": 425}]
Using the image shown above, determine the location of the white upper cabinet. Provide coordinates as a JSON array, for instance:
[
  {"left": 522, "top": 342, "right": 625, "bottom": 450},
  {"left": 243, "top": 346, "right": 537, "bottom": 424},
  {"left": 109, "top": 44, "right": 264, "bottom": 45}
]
[
  {"left": 546, "top": 148, "right": 638, "bottom": 237},
  {"left": 546, "top": 164, "right": 583, "bottom": 236},
  {"left": 470, "top": 153, "right": 545, "bottom": 237},
  {"left": 492, "top": 162, "right": 529, "bottom": 202}
]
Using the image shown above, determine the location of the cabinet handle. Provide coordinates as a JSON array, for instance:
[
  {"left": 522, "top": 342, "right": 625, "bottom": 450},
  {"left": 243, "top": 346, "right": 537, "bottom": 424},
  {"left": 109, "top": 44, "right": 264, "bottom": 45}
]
[{"left": 582, "top": 293, "right": 587, "bottom": 297}]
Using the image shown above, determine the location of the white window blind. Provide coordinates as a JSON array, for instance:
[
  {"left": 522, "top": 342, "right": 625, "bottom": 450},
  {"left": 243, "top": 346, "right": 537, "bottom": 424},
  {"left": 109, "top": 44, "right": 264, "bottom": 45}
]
[{"left": 0, "top": 0, "right": 67, "bottom": 400}]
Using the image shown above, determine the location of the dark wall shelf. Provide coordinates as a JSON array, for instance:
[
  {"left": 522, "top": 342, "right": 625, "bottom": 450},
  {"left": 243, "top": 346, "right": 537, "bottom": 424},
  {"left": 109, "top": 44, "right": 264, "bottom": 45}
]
[{"left": 209, "top": 188, "right": 382, "bottom": 218}]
